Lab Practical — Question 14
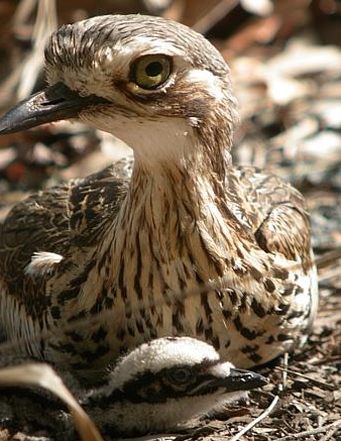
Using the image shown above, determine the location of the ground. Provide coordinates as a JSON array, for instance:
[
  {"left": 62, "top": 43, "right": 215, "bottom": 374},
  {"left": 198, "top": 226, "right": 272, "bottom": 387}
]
[{"left": 0, "top": 1, "right": 340, "bottom": 440}]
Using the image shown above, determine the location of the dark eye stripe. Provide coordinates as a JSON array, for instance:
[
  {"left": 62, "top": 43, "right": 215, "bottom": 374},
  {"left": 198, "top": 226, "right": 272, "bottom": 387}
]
[{"left": 88, "top": 361, "right": 222, "bottom": 408}]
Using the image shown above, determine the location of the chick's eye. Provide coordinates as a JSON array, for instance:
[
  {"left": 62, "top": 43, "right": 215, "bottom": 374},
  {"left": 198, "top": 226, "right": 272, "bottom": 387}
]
[
  {"left": 167, "top": 367, "right": 193, "bottom": 385},
  {"left": 131, "top": 55, "right": 171, "bottom": 90}
]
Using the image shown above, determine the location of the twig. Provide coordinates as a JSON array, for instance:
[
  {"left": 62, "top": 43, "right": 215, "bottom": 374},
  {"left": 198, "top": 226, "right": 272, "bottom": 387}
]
[
  {"left": 274, "top": 366, "right": 336, "bottom": 391},
  {"left": 228, "top": 394, "right": 280, "bottom": 441},
  {"left": 192, "top": 0, "right": 239, "bottom": 34},
  {"left": 315, "top": 247, "right": 341, "bottom": 270},
  {"left": 281, "top": 352, "right": 289, "bottom": 392},
  {"left": 320, "top": 420, "right": 341, "bottom": 441},
  {"left": 0, "top": 363, "right": 104, "bottom": 441},
  {"left": 17, "top": 0, "right": 57, "bottom": 99},
  {"left": 229, "top": 352, "right": 289, "bottom": 440},
  {"left": 273, "top": 420, "right": 341, "bottom": 441}
]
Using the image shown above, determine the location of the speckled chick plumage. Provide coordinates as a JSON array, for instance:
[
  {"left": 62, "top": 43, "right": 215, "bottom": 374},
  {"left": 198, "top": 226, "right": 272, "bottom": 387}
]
[{"left": 85, "top": 336, "right": 267, "bottom": 436}]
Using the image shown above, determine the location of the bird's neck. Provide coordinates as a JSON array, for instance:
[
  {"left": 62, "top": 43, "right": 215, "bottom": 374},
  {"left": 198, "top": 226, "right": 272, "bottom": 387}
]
[
  {"left": 128, "top": 116, "right": 233, "bottom": 206},
  {"left": 107, "top": 119, "right": 244, "bottom": 287},
  {"left": 129, "top": 118, "right": 232, "bottom": 222}
]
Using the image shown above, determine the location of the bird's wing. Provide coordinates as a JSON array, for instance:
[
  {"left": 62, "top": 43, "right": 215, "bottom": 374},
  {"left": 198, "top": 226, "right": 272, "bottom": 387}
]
[
  {"left": 0, "top": 158, "right": 131, "bottom": 320},
  {"left": 229, "top": 166, "right": 313, "bottom": 270}
]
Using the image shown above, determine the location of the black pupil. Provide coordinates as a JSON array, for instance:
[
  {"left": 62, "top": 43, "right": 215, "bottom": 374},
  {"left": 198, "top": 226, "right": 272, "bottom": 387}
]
[
  {"left": 145, "top": 61, "right": 163, "bottom": 77},
  {"left": 172, "top": 368, "right": 190, "bottom": 383}
]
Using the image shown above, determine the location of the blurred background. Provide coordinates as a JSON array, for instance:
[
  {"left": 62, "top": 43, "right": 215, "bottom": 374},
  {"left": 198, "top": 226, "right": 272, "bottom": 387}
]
[
  {"left": 0, "top": 1, "right": 340, "bottom": 244},
  {"left": 0, "top": 1, "right": 340, "bottom": 439}
]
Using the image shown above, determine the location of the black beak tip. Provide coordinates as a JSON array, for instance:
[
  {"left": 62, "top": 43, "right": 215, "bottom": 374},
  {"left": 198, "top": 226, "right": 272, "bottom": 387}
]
[
  {"left": 0, "top": 112, "right": 18, "bottom": 134},
  {"left": 0, "top": 82, "right": 81, "bottom": 135},
  {"left": 0, "top": 82, "right": 109, "bottom": 135},
  {"left": 0, "top": 98, "right": 42, "bottom": 134},
  {"left": 245, "top": 371, "right": 268, "bottom": 388},
  {"left": 229, "top": 368, "right": 268, "bottom": 391}
]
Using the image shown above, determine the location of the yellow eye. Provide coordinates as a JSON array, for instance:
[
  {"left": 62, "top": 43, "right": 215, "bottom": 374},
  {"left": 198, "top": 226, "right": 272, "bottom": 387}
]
[{"left": 131, "top": 55, "right": 171, "bottom": 90}]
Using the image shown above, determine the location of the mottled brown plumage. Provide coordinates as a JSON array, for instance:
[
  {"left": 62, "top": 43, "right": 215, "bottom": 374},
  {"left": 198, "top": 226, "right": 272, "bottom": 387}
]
[{"left": 0, "top": 14, "right": 318, "bottom": 381}]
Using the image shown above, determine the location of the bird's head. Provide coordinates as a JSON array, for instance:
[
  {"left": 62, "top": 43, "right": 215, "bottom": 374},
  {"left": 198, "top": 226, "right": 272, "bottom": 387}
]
[
  {"left": 87, "top": 337, "right": 267, "bottom": 436},
  {"left": 0, "top": 15, "right": 238, "bottom": 169}
]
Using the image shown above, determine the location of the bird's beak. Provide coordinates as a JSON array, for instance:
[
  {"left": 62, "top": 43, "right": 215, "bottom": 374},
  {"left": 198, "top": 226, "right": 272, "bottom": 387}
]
[
  {"left": 204, "top": 367, "right": 267, "bottom": 394},
  {"left": 0, "top": 82, "right": 107, "bottom": 134},
  {"left": 221, "top": 368, "right": 267, "bottom": 392}
]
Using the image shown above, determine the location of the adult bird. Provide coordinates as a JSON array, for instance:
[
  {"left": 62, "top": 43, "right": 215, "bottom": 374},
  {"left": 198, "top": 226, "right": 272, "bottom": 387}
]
[{"left": 0, "top": 14, "right": 318, "bottom": 381}]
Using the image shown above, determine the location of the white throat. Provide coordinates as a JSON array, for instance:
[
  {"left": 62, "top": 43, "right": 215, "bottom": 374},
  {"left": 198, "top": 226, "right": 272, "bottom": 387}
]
[
  {"left": 81, "top": 110, "right": 197, "bottom": 170},
  {"left": 132, "top": 117, "right": 197, "bottom": 169}
]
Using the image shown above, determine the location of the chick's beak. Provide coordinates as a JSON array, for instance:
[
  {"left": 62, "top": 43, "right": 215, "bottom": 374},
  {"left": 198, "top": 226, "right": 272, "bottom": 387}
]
[
  {"left": 223, "top": 368, "right": 267, "bottom": 392},
  {"left": 201, "top": 366, "right": 267, "bottom": 395},
  {"left": 0, "top": 82, "right": 107, "bottom": 134}
]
